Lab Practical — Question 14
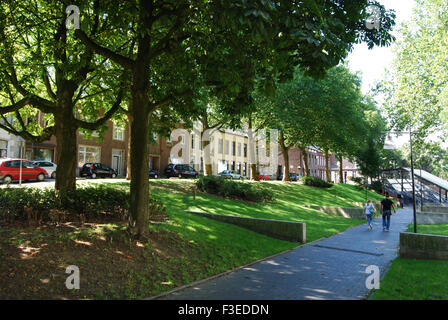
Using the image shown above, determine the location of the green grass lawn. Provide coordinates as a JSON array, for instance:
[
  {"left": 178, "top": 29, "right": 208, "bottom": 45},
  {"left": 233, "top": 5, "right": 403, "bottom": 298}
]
[
  {"left": 372, "top": 224, "right": 448, "bottom": 300},
  {"left": 1, "top": 179, "right": 383, "bottom": 299},
  {"left": 141, "top": 179, "right": 382, "bottom": 243},
  {"left": 406, "top": 224, "right": 448, "bottom": 236}
]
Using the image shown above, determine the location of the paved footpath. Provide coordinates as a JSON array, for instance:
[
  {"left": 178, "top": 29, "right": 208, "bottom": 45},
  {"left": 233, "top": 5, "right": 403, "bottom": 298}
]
[{"left": 156, "top": 207, "right": 413, "bottom": 300}]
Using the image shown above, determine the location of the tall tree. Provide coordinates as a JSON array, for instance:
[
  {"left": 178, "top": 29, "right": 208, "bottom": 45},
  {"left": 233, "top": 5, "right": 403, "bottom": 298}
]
[
  {"left": 254, "top": 65, "right": 384, "bottom": 183},
  {"left": 355, "top": 100, "right": 386, "bottom": 180},
  {"left": 74, "top": 0, "right": 395, "bottom": 238},
  {"left": 380, "top": 0, "right": 448, "bottom": 141},
  {"left": 0, "top": 1, "right": 125, "bottom": 195}
]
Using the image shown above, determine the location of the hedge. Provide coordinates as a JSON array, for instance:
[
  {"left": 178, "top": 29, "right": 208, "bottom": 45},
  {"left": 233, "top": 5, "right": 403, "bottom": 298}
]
[
  {"left": 196, "top": 175, "right": 274, "bottom": 203},
  {"left": 300, "top": 176, "right": 333, "bottom": 188},
  {"left": 0, "top": 185, "right": 166, "bottom": 223}
]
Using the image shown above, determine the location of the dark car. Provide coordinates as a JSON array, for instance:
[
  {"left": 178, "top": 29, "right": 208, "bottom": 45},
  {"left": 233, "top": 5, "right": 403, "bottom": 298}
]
[
  {"left": 80, "top": 163, "right": 117, "bottom": 179},
  {"left": 277, "top": 173, "right": 300, "bottom": 181},
  {"left": 164, "top": 164, "right": 198, "bottom": 179},
  {"left": 149, "top": 169, "right": 159, "bottom": 179}
]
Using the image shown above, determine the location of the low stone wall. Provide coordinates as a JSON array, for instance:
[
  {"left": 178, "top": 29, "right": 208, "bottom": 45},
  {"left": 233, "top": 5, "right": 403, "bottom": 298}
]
[
  {"left": 350, "top": 201, "right": 381, "bottom": 212},
  {"left": 186, "top": 211, "right": 306, "bottom": 243},
  {"left": 417, "top": 211, "right": 448, "bottom": 224},
  {"left": 399, "top": 232, "right": 448, "bottom": 260},
  {"left": 421, "top": 205, "right": 448, "bottom": 213},
  {"left": 303, "top": 205, "right": 365, "bottom": 220}
]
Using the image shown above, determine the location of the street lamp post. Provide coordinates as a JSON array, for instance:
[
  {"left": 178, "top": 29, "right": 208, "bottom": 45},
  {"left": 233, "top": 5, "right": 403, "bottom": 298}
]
[
  {"left": 408, "top": 129, "right": 418, "bottom": 233},
  {"left": 385, "top": 129, "right": 417, "bottom": 233}
]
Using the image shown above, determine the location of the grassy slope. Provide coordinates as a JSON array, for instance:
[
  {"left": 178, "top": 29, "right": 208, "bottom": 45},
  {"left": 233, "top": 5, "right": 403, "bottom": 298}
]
[
  {"left": 373, "top": 224, "right": 448, "bottom": 300},
  {"left": 1, "top": 179, "right": 383, "bottom": 299},
  {"left": 145, "top": 180, "right": 383, "bottom": 243}
]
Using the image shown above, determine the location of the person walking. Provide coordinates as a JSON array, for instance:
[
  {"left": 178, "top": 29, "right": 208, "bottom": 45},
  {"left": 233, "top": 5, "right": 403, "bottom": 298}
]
[
  {"left": 380, "top": 192, "right": 396, "bottom": 231},
  {"left": 364, "top": 199, "right": 375, "bottom": 230}
]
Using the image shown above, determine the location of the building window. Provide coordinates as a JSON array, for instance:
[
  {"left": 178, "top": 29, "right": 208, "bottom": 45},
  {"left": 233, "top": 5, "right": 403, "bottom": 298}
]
[
  {"left": 33, "top": 148, "right": 53, "bottom": 161},
  {"left": 218, "top": 139, "right": 223, "bottom": 154},
  {"left": 243, "top": 163, "right": 247, "bottom": 176},
  {"left": 244, "top": 144, "right": 247, "bottom": 158},
  {"left": 225, "top": 140, "right": 229, "bottom": 155},
  {"left": 232, "top": 141, "right": 236, "bottom": 156},
  {"left": 191, "top": 134, "right": 195, "bottom": 149},
  {"left": 237, "top": 142, "right": 241, "bottom": 157},
  {"left": 0, "top": 140, "right": 7, "bottom": 158},
  {"left": 78, "top": 146, "right": 100, "bottom": 167},
  {"left": 113, "top": 123, "right": 125, "bottom": 141}
]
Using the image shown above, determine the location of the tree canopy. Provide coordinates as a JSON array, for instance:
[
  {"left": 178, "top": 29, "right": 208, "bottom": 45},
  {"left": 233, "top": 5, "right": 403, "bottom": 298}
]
[
  {"left": 0, "top": 0, "right": 396, "bottom": 238},
  {"left": 380, "top": 0, "right": 448, "bottom": 141}
]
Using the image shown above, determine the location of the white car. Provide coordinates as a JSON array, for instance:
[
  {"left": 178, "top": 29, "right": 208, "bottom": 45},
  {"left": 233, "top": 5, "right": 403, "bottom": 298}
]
[{"left": 33, "top": 160, "right": 57, "bottom": 179}]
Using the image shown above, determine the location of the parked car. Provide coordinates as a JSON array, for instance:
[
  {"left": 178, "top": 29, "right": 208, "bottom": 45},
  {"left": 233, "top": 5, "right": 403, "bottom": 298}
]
[
  {"left": 219, "top": 170, "right": 243, "bottom": 180},
  {"left": 0, "top": 158, "right": 47, "bottom": 184},
  {"left": 80, "top": 163, "right": 117, "bottom": 179},
  {"left": 164, "top": 164, "right": 198, "bottom": 178},
  {"left": 257, "top": 174, "right": 270, "bottom": 181},
  {"left": 277, "top": 173, "right": 301, "bottom": 181},
  {"left": 33, "top": 160, "right": 57, "bottom": 179},
  {"left": 149, "top": 169, "right": 159, "bottom": 179}
]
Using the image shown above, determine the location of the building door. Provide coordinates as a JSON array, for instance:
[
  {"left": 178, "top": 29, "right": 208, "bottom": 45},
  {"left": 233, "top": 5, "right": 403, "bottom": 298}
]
[{"left": 112, "top": 149, "right": 124, "bottom": 176}]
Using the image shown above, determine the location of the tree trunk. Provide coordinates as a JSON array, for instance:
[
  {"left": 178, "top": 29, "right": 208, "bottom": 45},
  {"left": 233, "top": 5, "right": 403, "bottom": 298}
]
[
  {"left": 338, "top": 155, "right": 344, "bottom": 184},
  {"left": 54, "top": 116, "right": 78, "bottom": 193},
  {"left": 248, "top": 115, "right": 258, "bottom": 180},
  {"left": 279, "top": 131, "right": 290, "bottom": 182},
  {"left": 324, "top": 148, "right": 330, "bottom": 182},
  {"left": 128, "top": 85, "right": 151, "bottom": 239},
  {"left": 126, "top": 113, "right": 132, "bottom": 180},
  {"left": 299, "top": 146, "right": 310, "bottom": 176},
  {"left": 54, "top": 86, "right": 78, "bottom": 195},
  {"left": 201, "top": 116, "right": 215, "bottom": 176},
  {"left": 202, "top": 138, "right": 213, "bottom": 175}
]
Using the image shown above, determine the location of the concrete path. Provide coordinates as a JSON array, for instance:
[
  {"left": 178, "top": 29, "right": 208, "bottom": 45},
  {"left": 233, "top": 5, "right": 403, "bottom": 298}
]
[{"left": 157, "top": 207, "right": 414, "bottom": 300}]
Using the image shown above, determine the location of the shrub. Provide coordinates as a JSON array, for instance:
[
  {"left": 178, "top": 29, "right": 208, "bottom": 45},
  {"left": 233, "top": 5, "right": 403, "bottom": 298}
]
[
  {"left": 0, "top": 185, "right": 166, "bottom": 223},
  {"left": 350, "top": 176, "right": 364, "bottom": 185},
  {"left": 0, "top": 187, "right": 55, "bottom": 222},
  {"left": 368, "top": 180, "right": 384, "bottom": 194},
  {"left": 196, "top": 175, "right": 273, "bottom": 202},
  {"left": 300, "top": 176, "right": 333, "bottom": 188}
]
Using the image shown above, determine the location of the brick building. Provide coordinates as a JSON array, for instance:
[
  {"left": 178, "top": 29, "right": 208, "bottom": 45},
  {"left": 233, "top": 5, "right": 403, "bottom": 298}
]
[
  {"left": 20, "top": 118, "right": 171, "bottom": 178},
  {"left": 278, "top": 147, "right": 360, "bottom": 182},
  {"left": 17, "top": 114, "right": 359, "bottom": 181}
]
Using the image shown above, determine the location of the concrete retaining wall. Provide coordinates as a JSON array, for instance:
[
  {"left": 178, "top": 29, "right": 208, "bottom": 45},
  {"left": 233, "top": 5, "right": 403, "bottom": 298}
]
[
  {"left": 350, "top": 201, "right": 381, "bottom": 212},
  {"left": 421, "top": 205, "right": 448, "bottom": 213},
  {"left": 186, "top": 211, "right": 306, "bottom": 243},
  {"left": 400, "top": 232, "right": 448, "bottom": 260},
  {"left": 303, "top": 205, "right": 365, "bottom": 220},
  {"left": 417, "top": 211, "right": 448, "bottom": 224}
]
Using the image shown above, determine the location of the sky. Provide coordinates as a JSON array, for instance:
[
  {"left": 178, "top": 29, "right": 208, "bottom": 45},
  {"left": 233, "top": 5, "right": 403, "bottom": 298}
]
[{"left": 347, "top": 0, "right": 417, "bottom": 94}]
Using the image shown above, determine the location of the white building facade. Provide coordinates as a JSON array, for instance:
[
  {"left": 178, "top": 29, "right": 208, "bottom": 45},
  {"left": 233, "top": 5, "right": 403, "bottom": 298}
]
[{"left": 0, "top": 128, "right": 22, "bottom": 159}]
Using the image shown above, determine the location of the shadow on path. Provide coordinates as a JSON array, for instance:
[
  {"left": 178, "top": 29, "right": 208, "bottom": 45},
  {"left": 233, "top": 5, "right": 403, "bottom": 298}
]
[{"left": 154, "top": 207, "right": 413, "bottom": 300}]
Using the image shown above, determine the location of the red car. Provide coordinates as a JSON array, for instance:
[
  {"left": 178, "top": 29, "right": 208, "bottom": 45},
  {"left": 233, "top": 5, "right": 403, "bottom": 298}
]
[
  {"left": 0, "top": 159, "right": 48, "bottom": 184},
  {"left": 257, "top": 174, "right": 270, "bottom": 181}
]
